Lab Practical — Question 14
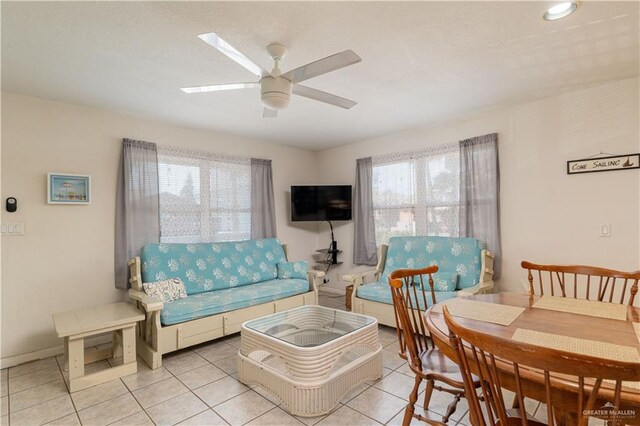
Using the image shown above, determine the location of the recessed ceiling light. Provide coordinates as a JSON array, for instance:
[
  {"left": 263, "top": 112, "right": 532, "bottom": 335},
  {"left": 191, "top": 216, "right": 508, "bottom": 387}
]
[{"left": 543, "top": 2, "right": 578, "bottom": 20}]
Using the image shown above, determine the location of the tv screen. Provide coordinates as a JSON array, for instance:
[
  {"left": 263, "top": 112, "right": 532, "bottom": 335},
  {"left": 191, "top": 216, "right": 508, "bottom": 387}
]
[{"left": 291, "top": 185, "right": 352, "bottom": 222}]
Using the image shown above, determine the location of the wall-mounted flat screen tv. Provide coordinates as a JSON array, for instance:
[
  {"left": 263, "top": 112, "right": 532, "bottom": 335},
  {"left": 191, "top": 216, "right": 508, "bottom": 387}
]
[{"left": 291, "top": 185, "right": 352, "bottom": 222}]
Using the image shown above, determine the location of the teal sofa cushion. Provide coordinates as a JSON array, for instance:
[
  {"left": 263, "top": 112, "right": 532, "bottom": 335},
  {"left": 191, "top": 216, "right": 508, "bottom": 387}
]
[
  {"left": 160, "top": 278, "right": 310, "bottom": 325},
  {"left": 356, "top": 282, "right": 457, "bottom": 309},
  {"left": 140, "top": 238, "right": 287, "bottom": 295},
  {"left": 380, "top": 236, "right": 483, "bottom": 290},
  {"left": 277, "top": 261, "right": 308, "bottom": 280}
]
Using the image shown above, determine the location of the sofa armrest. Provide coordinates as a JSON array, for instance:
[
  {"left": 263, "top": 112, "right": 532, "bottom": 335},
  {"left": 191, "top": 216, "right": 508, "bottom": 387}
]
[
  {"left": 342, "top": 269, "right": 379, "bottom": 290},
  {"left": 128, "top": 256, "right": 144, "bottom": 291},
  {"left": 129, "top": 289, "right": 163, "bottom": 312},
  {"left": 307, "top": 270, "right": 325, "bottom": 292},
  {"left": 457, "top": 280, "right": 495, "bottom": 297}
]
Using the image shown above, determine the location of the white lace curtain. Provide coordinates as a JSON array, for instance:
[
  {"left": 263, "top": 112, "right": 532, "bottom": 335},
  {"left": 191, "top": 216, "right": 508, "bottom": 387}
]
[
  {"left": 157, "top": 146, "right": 252, "bottom": 243},
  {"left": 371, "top": 143, "right": 460, "bottom": 244}
]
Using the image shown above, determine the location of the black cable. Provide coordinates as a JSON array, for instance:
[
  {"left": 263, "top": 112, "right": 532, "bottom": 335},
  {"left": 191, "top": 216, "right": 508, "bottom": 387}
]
[{"left": 324, "top": 221, "right": 336, "bottom": 280}]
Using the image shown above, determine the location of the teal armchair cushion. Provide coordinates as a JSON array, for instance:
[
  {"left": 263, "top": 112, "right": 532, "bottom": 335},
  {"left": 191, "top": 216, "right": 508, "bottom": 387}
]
[
  {"left": 356, "top": 282, "right": 457, "bottom": 309},
  {"left": 380, "top": 236, "right": 483, "bottom": 290},
  {"left": 277, "top": 261, "right": 308, "bottom": 280}
]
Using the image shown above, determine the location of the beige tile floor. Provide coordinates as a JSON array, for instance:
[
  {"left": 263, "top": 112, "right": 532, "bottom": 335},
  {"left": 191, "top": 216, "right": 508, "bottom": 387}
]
[{"left": 0, "top": 291, "right": 549, "bottom": 426}]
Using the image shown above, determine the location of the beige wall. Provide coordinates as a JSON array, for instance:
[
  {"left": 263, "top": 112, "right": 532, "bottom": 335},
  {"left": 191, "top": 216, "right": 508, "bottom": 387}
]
[
  {"left": 317, "top": 77, "right": 640, "bottom": 292},
  {"left": 0, "top": 92, "right": 319, "bottom": 360}
]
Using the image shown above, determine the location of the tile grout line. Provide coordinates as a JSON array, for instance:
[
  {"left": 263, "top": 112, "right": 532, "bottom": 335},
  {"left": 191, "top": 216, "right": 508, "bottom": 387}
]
[
  {"left": 17, "top": 348, "right": 86, "bottom": 426},
  {"left": 161, "top": 357, "right": 232, "bottom": 426},
  {"left": 6, "top": 354, "right": 70, "bottom": 421},
  {"left": 138, "top": 346, "right": 241, "bottom": 425}
]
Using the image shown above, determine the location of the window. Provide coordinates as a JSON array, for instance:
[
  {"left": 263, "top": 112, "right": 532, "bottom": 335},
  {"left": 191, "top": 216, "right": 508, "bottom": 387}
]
[
  {"left": 372, "top": 146, "right": 460, "bottom": 244},
  {"left": 157, "top": 146, "right": 251, "bottom": 243}
]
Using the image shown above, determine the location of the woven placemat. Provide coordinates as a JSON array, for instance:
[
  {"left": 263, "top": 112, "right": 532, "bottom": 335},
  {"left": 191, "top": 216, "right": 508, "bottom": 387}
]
[
  {"left": 605, "top": 380, "right": 640, "bottom": 391},
  {"left": 512, "top": 328, "right": 640, "bottom": 363},
  {"left": 622, "top": 381, "right": 640, "bottom": 391},
  {"left": 532, "top": 296, "right": 627, "bottom": 321},
  {"left": 431, "top": 298, "right": 525, "bottom": 326}
]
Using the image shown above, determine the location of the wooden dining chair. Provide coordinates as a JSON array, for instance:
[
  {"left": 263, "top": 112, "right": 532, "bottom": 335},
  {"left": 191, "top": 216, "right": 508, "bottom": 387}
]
[
  {"left": 389, "top": 267, "right": 481, "bottom": 425},
  {"left": 521, "top": 261, "right": 640, "bottom": 306},
  {"left": 444, "top": 306, "right": 640, "bottom": 426}
]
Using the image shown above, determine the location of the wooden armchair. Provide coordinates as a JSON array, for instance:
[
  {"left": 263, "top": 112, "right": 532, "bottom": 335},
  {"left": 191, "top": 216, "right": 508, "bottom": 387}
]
[
  {"left": 444, "top": 306, "right": 640, "bottom": 426},
  {"left": 521, "top": 261, "right": 640, "bottom": 306},
  {"left": 389, "top": 266, "right": 480, "bottom": 425}
]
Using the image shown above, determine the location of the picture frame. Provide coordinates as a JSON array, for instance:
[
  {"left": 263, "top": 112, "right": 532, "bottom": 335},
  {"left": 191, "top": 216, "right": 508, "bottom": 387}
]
[
  {"left": 567, "top": 153, "right": 640, "bottom": 175},
  {"left": 47, "top": 173, "right": 91, "bottom": 205}
]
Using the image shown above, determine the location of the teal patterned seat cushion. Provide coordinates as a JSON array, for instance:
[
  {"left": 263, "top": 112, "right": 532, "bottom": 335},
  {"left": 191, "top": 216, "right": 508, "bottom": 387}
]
[
  {"left": 140, "top": 239, "right": 287, "bottom": 295},
  {"left": 356, "top": 282, "right": 457, "bottom": 309},
  {"left": 380, "top": 236, "right": 484, "bottom": 290},
  {"left": 160, "top": 278, "right": 310, "bottom": 325}
]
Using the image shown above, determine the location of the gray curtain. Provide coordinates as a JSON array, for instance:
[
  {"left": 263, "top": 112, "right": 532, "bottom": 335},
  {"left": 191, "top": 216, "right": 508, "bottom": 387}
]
[
  {"left": 354, "top": 157, "right": 378, "bottom": 265},
  {"left": 114, "top": 139, "right": 160, "bottom": 289},
  {"left": 251, "top": 158, "right": 277, "bottom": 239},
  {"left": 459, "top": 133, "right": 501, "bottom": 278}
]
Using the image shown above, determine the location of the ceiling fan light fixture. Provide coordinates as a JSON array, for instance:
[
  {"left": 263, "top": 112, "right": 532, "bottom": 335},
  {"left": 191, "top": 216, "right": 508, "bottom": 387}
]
[
  {"left": 184, "top": 35, "right": 360, "bottom": 117},
  {"left": 260, "top": 76, "right": 292, "bottom": 110},
  {"left": 543, "top": 2, "right": 577, "bottom": 20},
  {"left": 262, "top": 93, "right": 290, "bottom": 110}
]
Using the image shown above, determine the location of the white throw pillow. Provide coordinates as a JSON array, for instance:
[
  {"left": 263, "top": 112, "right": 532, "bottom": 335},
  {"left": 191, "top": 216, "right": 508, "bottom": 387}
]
[{"left": 142, "top": 278, "right": 188, "bottom": 302}]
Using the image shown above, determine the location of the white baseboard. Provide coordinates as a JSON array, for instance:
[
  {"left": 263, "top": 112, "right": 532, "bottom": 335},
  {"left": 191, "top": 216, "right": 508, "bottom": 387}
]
[{"left": 0, "top": 335, "right": 112, "bottom": 369}]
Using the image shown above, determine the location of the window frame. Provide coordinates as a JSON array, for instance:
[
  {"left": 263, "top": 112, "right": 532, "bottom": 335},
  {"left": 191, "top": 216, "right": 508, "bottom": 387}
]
[
  {"left": 157, "top": 148, "right": 251, "bottom": 243},
  {"left": 371, "top": 147, "right": 461, "bottom": 243}
]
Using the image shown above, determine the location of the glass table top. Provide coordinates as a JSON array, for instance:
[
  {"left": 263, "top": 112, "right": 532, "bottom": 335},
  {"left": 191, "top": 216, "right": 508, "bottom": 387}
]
[{"left": 244, "top": 305, "right": 376, "bottom": 348}]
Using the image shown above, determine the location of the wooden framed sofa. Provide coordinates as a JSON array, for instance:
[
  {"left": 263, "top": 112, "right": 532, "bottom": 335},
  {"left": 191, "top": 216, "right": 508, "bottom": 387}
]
[
  {"left": 128, "top": 238, "right": 323, "bottom": 369},
  {"left": 344, "top": 236, "right": 495, "bottom": 327}
]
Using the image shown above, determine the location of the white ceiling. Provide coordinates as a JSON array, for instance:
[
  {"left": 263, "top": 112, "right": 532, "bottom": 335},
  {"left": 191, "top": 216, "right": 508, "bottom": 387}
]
[{"left": 2, "top": 1, "right": 638, "bottom": 151}]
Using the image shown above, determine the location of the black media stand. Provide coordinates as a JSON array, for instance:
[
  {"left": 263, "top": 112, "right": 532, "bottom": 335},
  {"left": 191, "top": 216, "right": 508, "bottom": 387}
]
[{"left": 315, "top": 242, "right": 342, "bottom": 265}]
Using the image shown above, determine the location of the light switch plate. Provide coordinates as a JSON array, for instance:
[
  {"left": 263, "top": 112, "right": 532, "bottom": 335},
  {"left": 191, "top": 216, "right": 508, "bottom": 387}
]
[
  {"left": 1, "top": 222, "right": 24, "bottom": 236},
  {"left": 600, "top": 223, "right": 611, "bottom": 237}
]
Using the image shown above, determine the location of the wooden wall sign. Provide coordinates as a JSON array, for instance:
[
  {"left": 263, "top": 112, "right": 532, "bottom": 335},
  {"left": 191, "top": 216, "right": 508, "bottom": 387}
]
[{"left": 567, "top": 154, "right": 640, "bottom": 175}]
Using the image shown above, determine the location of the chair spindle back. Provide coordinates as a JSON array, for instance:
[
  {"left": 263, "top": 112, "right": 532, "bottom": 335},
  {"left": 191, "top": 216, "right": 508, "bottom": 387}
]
[
  {"left": 388, "top": 266, "right": 438, "bottom": 363},
  {"left": 521, "top": 261, "right": 640, "bottom": 307}
]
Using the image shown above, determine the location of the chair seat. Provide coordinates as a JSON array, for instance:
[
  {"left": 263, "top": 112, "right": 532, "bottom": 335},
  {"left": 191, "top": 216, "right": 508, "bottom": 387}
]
[{"left": 416, "top": 348, "right": 479, "bottom": 388}]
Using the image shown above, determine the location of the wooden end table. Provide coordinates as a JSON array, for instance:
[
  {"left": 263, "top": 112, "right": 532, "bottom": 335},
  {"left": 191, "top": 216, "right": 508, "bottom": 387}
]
[{"left": 53, "top": 302, "right": 144, "bottom": 392}]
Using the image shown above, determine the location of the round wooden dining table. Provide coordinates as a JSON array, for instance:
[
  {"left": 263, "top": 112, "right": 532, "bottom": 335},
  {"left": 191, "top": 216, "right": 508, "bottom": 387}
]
[{"left": 425, "top": 293, "right": 640, "bottom": 426}]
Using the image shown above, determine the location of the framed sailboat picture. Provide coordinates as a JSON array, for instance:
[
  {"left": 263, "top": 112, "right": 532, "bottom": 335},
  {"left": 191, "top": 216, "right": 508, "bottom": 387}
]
[
  {"left": 567, "top": 154, "right": 640, "bottom": 175},
  {"left": 47, "top": 173, "right": 91, "bottom": 204}
]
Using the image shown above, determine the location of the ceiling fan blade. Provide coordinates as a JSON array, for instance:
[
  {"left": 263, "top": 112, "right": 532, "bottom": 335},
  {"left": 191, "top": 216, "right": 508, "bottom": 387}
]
[
  {"left": 282, "top": 50, "right": 361, "bottom": 84},
  {"left": 198, "top": 32, "right": 270, "bottom": 77},
  {"left": 263, "top": 108, "right": 278, "bottom": 118},
  {"left": 181, "top": 82, "right": 259, "bottom": 93},
  {"left": 292, "top": 85, "right": 357, "bottom": 109}
]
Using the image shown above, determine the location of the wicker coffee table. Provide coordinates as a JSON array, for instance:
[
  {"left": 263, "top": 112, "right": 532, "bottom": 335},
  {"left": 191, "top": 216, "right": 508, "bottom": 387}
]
[{"left": 238, "top": 305, "right": 383, "bottom": 417}]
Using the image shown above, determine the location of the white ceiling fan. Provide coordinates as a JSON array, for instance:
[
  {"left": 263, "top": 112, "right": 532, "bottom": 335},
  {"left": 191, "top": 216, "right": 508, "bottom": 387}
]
[{"left": 181, "top": 33, "right": 362, "bottom": 118}]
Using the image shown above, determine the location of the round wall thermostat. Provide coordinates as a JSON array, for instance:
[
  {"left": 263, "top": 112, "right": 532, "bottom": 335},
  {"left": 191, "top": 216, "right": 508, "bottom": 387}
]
[{"left": 6, "top": 197, "right": 17, "bottom": 213}]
